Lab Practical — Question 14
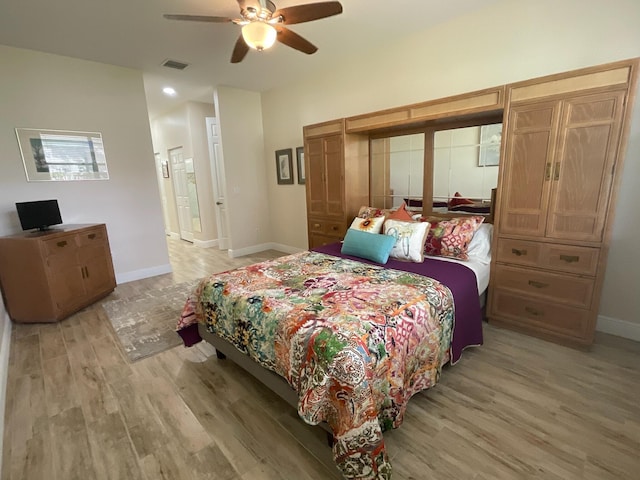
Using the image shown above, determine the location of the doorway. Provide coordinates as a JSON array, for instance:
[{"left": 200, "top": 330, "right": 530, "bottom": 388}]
[
  {"left": 169, "top": 147, "right": 195, "bottom": 242},
  {"left": 206, "top": 117, "right": 230, "bottom": 250}
]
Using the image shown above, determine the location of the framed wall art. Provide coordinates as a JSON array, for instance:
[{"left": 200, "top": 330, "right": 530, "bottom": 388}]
[
  {"left": 16, "top": 128, "right": 109, "bottom": 181},
  {"left": 275, "top": 148, "right": 293, "bottom": 185},
  {"left": 296, "top": 146, "right": 305, "bottom": 184}
]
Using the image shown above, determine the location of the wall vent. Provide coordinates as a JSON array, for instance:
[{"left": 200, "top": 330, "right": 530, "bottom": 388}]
[{"left": 161, "top": 59, "right": 190, "bottom": 70}]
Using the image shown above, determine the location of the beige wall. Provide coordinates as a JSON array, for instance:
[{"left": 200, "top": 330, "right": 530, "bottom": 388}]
[
  {"left": 261, "top": 0, "right": 640, "bottom": 335},
  {"left": 150, "top": 101, "right": 218, "bottom": 244},
  {"left": 0, "top": 45, "right": 170, "bottom": 283}
]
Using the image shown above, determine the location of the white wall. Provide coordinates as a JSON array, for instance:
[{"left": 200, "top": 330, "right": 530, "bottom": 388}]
[
  {"left": 261, "top": 0, "right": 640, "bottom": 336},
  {"left": 150, "top": 101, "right": 218, "bottom": 244},
  {"left": 0, "top": 45, "right": 170, "bottom": 282},
  {"left": 214, "top": 86, "right": 272, "bottom": 256}
]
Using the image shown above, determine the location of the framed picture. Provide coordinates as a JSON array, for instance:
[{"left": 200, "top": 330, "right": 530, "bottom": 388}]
[
  {"left": 275, "top": 148, "right": 294, "bottom": 185},
  {"left": 161, "top": 161, "right": 170, "bottom": 178},
  {"left": 296, "top": 146, "right": 305, "bottom": 184},
  {"left": 15, "top": 128, "right": 109, "bottom": 181},
  {"left": 478, "top": 124, "right": 502, "bottom": 167}
]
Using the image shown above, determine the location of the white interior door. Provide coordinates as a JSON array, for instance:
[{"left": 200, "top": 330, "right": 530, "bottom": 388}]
[
  {"left": 169, "top": 147, "right": 194, "bottom": 242},
  {"left": 206, "top": 117, "right": 230, "bottom": 250}
]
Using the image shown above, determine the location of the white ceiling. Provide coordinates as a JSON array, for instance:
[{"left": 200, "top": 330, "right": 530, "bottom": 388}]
[{"left": 0, "top": 0, "right": 498, "bottom": 119}]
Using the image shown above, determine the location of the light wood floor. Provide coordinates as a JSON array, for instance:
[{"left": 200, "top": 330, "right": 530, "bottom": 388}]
[{"left": 3, "top": 237, "right": 640, "bottom": 480}]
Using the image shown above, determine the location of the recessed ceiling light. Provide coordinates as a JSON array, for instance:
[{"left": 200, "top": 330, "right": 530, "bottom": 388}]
[{"left": 163, "top": 87, "right": 177, "bottom": 96}]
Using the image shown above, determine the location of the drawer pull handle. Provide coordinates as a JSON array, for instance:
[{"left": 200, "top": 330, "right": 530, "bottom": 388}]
[
  {"left": 331, "top": 226, "right": 339, "bottom": 231},
  {"left": 525, "top": 306, "right": 544, "bottom": 317},
  {"left": 554, "top": 162, "right": 560, "bottom": 181},
  {"left": 512, "top": 248, "right": 527, "bottom": 256},
  {"left": 56, "top": 240, "right": 67, "bottom": 248},
  {"left": 528, "top": 280, "right": 549, "bottom": 289},
  {"left": 545, "top": 163, "right": 551, "bottom": 181},
  {"left": 88, "top": 233, "right": 96, "bottom": 240},
  {"left": 314, "top": 223, "right": 321, "bottom": 228},
  {"left": 560, "top": 255, "right": 579, "bottom": 263}
]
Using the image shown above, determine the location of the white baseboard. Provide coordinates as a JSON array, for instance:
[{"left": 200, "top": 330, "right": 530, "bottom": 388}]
[
  {"left": 0, "top": 306, "right": 12, "bottom": 475},
  {"left": 167, "top": 232, "right": 180, "bottom": 240},
  {"left": 115, "top": 263, "right": 173, "bottom": 284},
  {"left": 596, "top": 315, "right": 640, "bottom": 342},
  {"left": 227, "top": 242, "right": 303, "bottom": 258},
  {"left": 193, "top": 238, "right": 219, "bottom": 248}
]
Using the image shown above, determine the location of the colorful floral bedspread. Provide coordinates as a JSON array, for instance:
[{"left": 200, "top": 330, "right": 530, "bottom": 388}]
[{"left": 178, "top": 251, "right": 454, "bottom": 479}]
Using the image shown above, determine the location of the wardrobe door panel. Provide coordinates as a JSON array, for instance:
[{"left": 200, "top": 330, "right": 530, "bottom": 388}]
[
  {"left": 324, "top": 135, "right": 345, "bottom": 217},
  {"left": 546, "top": 92, "right": 625, "bottom": 241},
  {"left": 498, "top": 102, "right": 558, "bottom": 237},
  {"left": 305, "top": 137, "right": 326, "bottom": 217}
]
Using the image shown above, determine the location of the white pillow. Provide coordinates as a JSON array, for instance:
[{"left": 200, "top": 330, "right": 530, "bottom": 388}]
[
  {"left": 383, "top": 219, "right": 430, "bottom": 263},
  {"left": 467, "top": 223, "right": 493, "bottom": 264},
  {"left": 350, "top": 216, "right": 385, "bottom": 234}
]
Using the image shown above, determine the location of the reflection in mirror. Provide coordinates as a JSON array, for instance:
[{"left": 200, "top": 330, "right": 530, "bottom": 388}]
[
  {"left": 433, "top": 123, "right": 501, "bottom": 214},
  {"left": 184, "top": 157, "right": 202, "bottom": 233},
  {"left": 370, "top": 133, "right": 424, "bottom": 210}
]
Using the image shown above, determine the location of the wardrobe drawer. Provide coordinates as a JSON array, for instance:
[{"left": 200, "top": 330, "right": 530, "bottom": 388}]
[
  {"left": 541, "top": 244, "right": 599, "bottom": 276},
  {"left": 492, "top": 290, "right": 590, "bottom": 339},
  {"left": 308, "top": 218, "right": 345, "bottom": 236},
  {"left": 495, "top": 239, "right": 542, "bottom": 266},
  {"left": 496, "top": 238, "right": 599, "bottom": 275},
  {"left": 309, "top": 233, "right": 342, "bottom": 249},
  {"left": 494, "top": 265, "right": 594, "bottom": 308}
]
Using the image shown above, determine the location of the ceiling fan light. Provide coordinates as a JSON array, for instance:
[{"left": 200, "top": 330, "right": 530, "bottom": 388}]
[{"left": 242, "top": 22, "right": 277, "bottom": 51}]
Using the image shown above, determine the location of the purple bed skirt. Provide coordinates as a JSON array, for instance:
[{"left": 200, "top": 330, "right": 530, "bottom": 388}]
[{"left": 312, "top": 242, "right": 483, "bottom": 364}]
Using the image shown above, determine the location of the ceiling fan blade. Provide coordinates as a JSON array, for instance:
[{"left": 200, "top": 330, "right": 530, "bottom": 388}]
[
  {"left": 273, "top": 1, "right": 342, "bottom": 25},
  {"left": 231, "top": 35, "right": 250, "bottom": 63},
  {"left": 163, "top": 14, "right": 233, "bottom": 23},
  {"left": 274, "top": 25, "right": 317, "bottom": 55}
]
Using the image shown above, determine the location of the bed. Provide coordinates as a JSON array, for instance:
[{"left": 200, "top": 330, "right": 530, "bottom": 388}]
[{"left": 176, "top": 233, "right": 487, "bottom": 479}]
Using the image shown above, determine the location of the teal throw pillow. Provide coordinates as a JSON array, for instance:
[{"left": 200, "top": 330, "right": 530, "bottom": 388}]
[{"left": 341, "top": 228, "right": 396, "bottom": 264}]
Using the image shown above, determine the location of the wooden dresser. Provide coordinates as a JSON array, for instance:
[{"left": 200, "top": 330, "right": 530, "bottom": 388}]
[
  {"left": 303, "top": 119, "right": 369, "bottom": 248},
  {"left": 0, "top": 223, "right": 116, "bottom": 323},
  {"left": 488, "top": 59, "right": 639, "bottom": 345}
]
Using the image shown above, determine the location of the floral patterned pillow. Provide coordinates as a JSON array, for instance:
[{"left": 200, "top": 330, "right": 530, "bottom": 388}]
[
  {"left": 357, "top": 206, "right": 387, "bottom": 219},
  {"left": 424, "top": 216, "right": 485, "bottom": 260},
  {"left": 350, "top": 216, "right": 385, "bottom": 234}
]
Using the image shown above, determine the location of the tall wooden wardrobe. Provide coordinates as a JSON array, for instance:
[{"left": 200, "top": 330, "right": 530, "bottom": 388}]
[
  {"left": 303, "top": 119, "right": 369, "bottom": 248},
  {"left": 488, "top": 59, "right": 639, "bottom": 345}
]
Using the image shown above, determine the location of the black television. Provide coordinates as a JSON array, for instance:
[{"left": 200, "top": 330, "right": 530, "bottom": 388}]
[{"left": 15, "top": 199, "right": 63, "bottom": 232}]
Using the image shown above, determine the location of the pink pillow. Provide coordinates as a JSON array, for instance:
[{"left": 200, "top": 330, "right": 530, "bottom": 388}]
[{"left": 424, "top": 216, "right": 485, "bottom": 260}]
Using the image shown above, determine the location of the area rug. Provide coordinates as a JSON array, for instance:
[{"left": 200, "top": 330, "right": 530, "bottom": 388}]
[{"left": 103, "top": 281, "right": 198, "bottom": 362}]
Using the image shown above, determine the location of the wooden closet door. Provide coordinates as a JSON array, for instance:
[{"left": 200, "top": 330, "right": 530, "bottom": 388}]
[
  {"left": 305, "top": 137, "right": 327, "bottom": 217},
  {"left": 546, "top": 91, "right": 626, "bottom": 241},
  {"left": 323, "top": 135, "right": 345, "bottom": 217},
  {"left": 498, "top": 101, "right": 560, "bottom": 237}
]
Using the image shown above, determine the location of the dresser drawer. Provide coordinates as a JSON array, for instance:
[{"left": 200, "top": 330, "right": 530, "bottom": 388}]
[
  {"left": 494, "top": 264, "right": 594, "bottom": 308},
  {"left": 496, "top": 238, "right": 599, "bottom": 275},
  {"left": 43, "top": 234, "right": 78, "bottom": 256},
  {"left": 492, "top": 290, "right": 590, "bottom": 339},
  {"left": 76, "top": 226, "right": 106, "bottom": 246}
]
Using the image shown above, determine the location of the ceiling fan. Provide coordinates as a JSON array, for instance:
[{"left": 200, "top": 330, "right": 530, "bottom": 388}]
[{"left": 164, "top": 0, "right": 343, "bottom": 63}]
